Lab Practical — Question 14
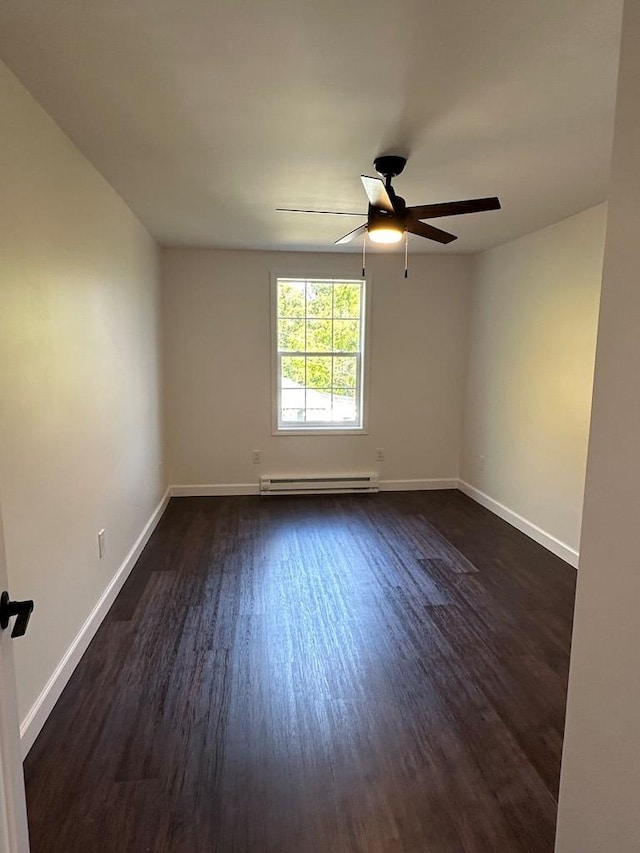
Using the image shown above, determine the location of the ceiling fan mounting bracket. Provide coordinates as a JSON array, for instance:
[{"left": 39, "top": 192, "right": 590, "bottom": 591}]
[{"left": 374, "top": 155, "right": 407, "bottom": 180}]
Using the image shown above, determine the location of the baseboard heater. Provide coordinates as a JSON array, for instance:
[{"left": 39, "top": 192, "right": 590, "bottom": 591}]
[{"left": 260, "top": 474, "right": 379, "bottom": 496}]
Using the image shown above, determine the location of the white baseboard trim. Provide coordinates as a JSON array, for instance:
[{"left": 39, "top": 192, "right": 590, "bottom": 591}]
[
  {"left": 380, "top": 478, "right": 459, "bottom": 491},
  {"left": 457, "top": 480, "right": 579, "bottom": 568},
  {"left": 20, "top": 487, "right": 171, "bottom": 757},
  {"left": 170, "top": 483, "right": 260, "bottom": 497}
]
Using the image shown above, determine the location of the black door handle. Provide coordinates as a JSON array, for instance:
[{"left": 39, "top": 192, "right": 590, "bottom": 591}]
[{"left": 0, "top": 590, "right": 34, "bottom": 638}]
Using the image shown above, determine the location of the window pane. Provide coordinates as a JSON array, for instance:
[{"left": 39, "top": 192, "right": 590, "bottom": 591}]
[
  {"left": 333, "top": 320, "right": 360, "bottom": 352},
  {"left": 281, "top": 387, "right": 306, "bottom": 409},
  {"left": 281, "top": 356, "right": 305, "bottom": 385},
  {"left": 278, "top": 280, "right": 305, "bottom": 318},
  {"left": 281, "top": 381, "right": 306, "bottom": 422},
  {"left": 306, "top": 319, "right": 332, "bottom": 351},
  {"left": 333, "top": 356, "right": 356, "bottom": 388},
  {"left": 306, "top": 282, "right": 332, "bottom": 318},
  {"left": 332, "top": 389, "right": 357, "bottom": 422},
  {"left": 334, "top": 283, "right": 361, "bottom": 318},
  {"left": 306, "top": 356, "right": 332, "bottom": 388},
  {"left": 306, "top": 411, "right": 333, "bottom": 423},
  {"left": 278, "top": 318, "right": 305, "bottom": 351},
  {"left": 282, "top": 408, "right": 305, "bottom": 422},
  {"left": 305, "top": 389, "right": 333, "bottom": 421}
]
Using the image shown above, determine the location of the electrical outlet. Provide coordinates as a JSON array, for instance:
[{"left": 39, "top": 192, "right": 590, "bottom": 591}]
[
  {"left": 98, "top": 529, "right": 106, "bottom": 559},
  {"left": 376, "top": 448, "right": 385, "bottom": 462},
  {"left": 251, "top": 450, "right": 261, "bottom": 464},
  {"left": 479, "top": 454, "right": 486, "bottom": 472}
]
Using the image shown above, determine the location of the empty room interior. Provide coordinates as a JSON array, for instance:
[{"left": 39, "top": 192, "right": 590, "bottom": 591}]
[{"left": 1, "top": 1, "right": 640, "bottom": 851}]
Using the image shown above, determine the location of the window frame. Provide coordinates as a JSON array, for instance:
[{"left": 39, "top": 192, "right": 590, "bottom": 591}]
[{"left": 271, "top": 274, "right": 370, "bottom": 435}]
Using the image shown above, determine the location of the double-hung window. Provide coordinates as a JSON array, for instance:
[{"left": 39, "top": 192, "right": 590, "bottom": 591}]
[{"left": 273, "top": 277, "right": 367, "bottom": 433}]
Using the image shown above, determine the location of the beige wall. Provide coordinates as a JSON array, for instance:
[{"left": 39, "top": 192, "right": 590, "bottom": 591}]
[
  {"left": 161, "top": 249, "right": 471, "bottom": 487},
  {"left": 461, "top": 206, "right": 606, "bottom": 560},
  {"left": 555, "top": 1, "right": 640, "bottom": 849},
  {"left": 0, "top": 62, "right": 164, "bottom": 724}
]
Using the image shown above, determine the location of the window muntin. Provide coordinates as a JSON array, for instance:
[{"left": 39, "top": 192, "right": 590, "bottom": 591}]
[{"left": 274, "top": 278, "right": 366, "bottom": 431}]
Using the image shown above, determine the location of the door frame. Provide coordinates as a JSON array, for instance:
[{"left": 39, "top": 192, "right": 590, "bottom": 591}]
[{"left": 0, "top": 499, "right": 30, "bottom": 852}]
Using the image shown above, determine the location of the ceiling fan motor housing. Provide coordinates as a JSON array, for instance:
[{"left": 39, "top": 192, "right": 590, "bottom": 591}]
[{"left": 373, "top": 155, "right": 407, "bottom": 179}]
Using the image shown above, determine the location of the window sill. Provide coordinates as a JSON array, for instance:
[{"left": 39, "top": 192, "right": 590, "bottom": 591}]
[{"left": 273, "top": 427, "right": 368, "bottom": 436}]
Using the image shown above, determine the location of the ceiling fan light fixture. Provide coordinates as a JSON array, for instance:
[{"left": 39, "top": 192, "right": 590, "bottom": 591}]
[{"left": 367, "top": 222, "right": 404, "bottom": 243}]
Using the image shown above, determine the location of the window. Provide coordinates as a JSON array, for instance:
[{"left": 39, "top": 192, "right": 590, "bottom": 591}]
[{"left": 273, "top": 277, "right": 367, "bottom": 433}]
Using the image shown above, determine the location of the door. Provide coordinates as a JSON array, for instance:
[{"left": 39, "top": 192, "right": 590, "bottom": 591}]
[{"left": 0, "top": 502, "right": 30, "bottom": 852}]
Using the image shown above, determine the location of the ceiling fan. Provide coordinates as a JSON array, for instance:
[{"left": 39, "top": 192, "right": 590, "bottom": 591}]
[{"left": 277, "top": 155, "right": 501, "bottom": 247}]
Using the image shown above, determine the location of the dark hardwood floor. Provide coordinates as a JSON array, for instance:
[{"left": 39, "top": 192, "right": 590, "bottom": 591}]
[{"left": 24, "top": 491, "right": 576, "bottom": 852}]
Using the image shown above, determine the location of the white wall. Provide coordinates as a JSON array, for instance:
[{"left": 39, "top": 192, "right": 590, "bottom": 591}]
[
  {"left": 555, "top": 1, "right": 640, "bottom": 849},
  {"left": 0, "top": 62, "right": 165, "bottom": 733},
  {"left": 461, "top": 206, "right": 606, "bottom": 562},
  {"left": 162, "top": 249, "right": 472, "bottom": 488}
]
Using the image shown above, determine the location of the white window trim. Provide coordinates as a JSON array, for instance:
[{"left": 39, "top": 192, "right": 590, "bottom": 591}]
[{"left": 270, "top": 273, "right": 371, "bottom": 436}]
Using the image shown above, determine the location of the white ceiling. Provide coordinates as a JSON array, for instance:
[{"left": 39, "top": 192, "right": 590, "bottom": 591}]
[{"left": 0, "top": 0, "right": 624, "bottom": 253}]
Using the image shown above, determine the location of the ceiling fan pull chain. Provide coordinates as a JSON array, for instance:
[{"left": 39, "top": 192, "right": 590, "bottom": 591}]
[
  {"left": 362, "top": 232, "right": 366, "bottom": 278},
  {"left": 404, "top": 230, "right": 408, "bottom": 278}
]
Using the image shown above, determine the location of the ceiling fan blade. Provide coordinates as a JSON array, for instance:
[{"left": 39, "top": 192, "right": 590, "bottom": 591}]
[
  {"left": 276, "top": 208, "right": 366, "bottom": 216},
  {"left": 360, "top": 176, "right": 394, "bottom": 213},
  {"left": 407, "top": 220, "right": 457, "bottom": 244},
  {"left": 407, "top": 197, "right": 501, "bottom": 220},
  {"left": 335, "top": 223, "right": 367, "bottom": 245}
]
